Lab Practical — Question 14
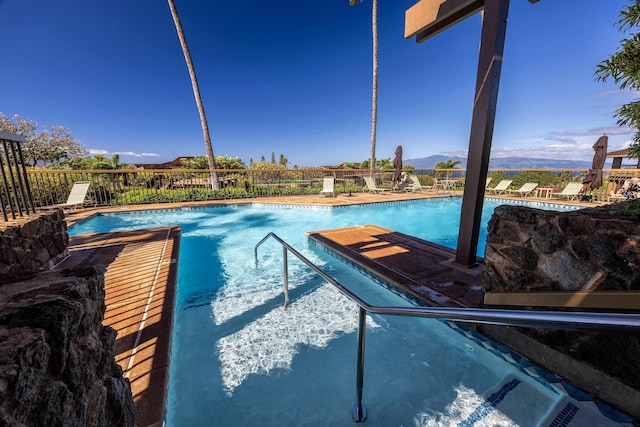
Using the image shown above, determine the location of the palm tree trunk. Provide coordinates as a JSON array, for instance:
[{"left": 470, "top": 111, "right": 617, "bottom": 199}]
[
  {"left": 168, "top": 0, "right": 219, "bottom": 190},
  {"left": 369, "top": 0, "right": 378, "bottom": 177}
]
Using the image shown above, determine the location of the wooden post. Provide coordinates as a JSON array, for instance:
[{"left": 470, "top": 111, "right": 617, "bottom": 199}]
[{"left": 454, "top": 0, "right": 510, "bottom": 267}]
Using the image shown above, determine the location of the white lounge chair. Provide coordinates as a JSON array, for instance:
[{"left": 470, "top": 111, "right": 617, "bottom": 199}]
[
  {"left": 38, "top": 181, "right": 93, "bottom": 211},
  {"left": 549, "top": 182, "right": 584, "bottom": 201},
  {"left": 505, "top": 182, "right": 538, "bottom": 197},
  {"left": 406, "top": 174, "right": 432, "bottom": 192},
  {"left": 485, "top": 179, "right": 513, "bottom": 195},
  {"left": 319, "top": 176, "right": 337, "bottom": 197},
  {"left": 485, "top": 177, "right": 492, "bottom": 188},
  {"left": 363, "top": 176, "right": 391, "bottom": 194}
]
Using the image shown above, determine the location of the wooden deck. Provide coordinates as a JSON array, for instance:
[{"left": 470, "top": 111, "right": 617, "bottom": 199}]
[
  {"left": 307, "top": 224, "right": 484, "bottom": 308},
  {"left": 55, "top": 227, "right": 180, "bottom": 427}
]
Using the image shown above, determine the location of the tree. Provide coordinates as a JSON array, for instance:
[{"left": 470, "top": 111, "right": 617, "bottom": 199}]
[
  {"left": 350, "top": 0, "right": 378, "bottom": 176},
  {"left": 181, "top": 156, "right": 210, "bottom": 169},
  {"left": 595, "top": 1, "right": 640, "bottom": 158},
  {"left": 376, "top": 157, "right": 393, "bottom": 169},
  {"left": 279, "top": 154, "right": 288, "bottom": 167},
  {"left": 435, "top": 159, "right": 462, "bottom": 169},
  {"left": 271, "top": 152, "right": 276, "bottom": 164},
  {"left": 0, "top": 113, "right": 87, "bottom": 166},
  {"left": 167, "top": 0, "right": 219, "bottom": 189},
  {"left": 435, "top": 158, "right": 462, "bottom": 179},
  {"left": 91, "top": 154, "right": 128, "bottom": 170},
  {"left": 181, "top": 155, "right": 245, "bottom": 169}
]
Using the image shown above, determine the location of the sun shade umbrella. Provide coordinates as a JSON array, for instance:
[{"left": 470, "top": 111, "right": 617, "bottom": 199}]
[
  {"left": 392, "top": 145, "right": 403, "bottom": 187},
  {"left": 582, "top": 134, "right": 608, "bottom": 190}
]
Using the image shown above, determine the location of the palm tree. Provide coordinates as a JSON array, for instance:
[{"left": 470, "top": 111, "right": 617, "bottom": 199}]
[
  {"left": 435, "top": 158, "right": 462, "bottom": 179},
  {"left": 167, "top": 0, "right": 219, "bottom": 190},
  {"left": 595, "top": 1, "right": 640, "bottom": 159},
  {"left": 350, "top": 0, "right": 378, "bottom": 177}
]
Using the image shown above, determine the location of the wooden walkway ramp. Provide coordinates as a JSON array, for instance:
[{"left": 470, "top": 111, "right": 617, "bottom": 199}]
[{"left": 307, "top": 224, "right": 484, "bottom": 308}]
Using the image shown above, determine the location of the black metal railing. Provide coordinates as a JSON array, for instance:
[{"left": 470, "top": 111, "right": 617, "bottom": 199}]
[
  {"left": 0, "top": 132, "right": 35, "bottom": 221},
  {"left": 19, "top": 166, "right": 640, "bottom": 209}
]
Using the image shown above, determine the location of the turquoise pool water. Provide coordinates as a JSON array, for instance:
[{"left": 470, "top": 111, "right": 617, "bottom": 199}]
[{"left": 70, "top": 198, "right": 627, "bottom": 426}]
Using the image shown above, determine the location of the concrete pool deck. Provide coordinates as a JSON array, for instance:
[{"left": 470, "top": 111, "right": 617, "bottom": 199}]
[{"left": 59, "top": 191, "right": 619, "bottom": 425}]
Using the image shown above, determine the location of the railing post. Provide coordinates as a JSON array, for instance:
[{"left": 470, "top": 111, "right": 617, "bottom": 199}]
[
  {"left": 352, "top": 306, "right": 367, "bottom": 422},
  {"left": 283, "top": 247, "right": 289, "bottom": 308}
]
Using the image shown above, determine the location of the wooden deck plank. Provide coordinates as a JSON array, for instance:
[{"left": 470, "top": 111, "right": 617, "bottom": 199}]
[
  {"left": 307, "top": 224, "right": 484, "bottom": 308},
  {"left": 55, "top": 227, "right": 179, "bottom": 427}
]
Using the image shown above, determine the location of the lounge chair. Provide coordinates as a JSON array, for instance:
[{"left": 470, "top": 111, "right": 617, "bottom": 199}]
[
  {"left": 505, "top": 182, "right": 538, "bottom": 197},
  {"left": 319, "top": 176, "right": 337, "bottom": 197},
  {"left": 485, "top": 177, "right": 492, "bottom": 188},
  {"left": 406, "top": 174, "right": 432, "bottom": 192},
  {"left": 485, "top": 179, "right": 513, "bottom": 195},
  {"left": 363, "top": 176, "right": 391, "bottom": 194},
  {"left": 38, "top": 181, "right": 93, "bottom": 211},
  {"left": 549, "top": 182, "right": 584, "bottom": 201}
]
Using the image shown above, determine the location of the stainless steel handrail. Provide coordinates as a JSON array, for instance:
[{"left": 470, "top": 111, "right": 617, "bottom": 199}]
[{"left": 254, "top": 232, "right": 640, "bottom": 422}]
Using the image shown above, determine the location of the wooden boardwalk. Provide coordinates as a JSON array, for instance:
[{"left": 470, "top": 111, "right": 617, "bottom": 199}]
[
  {"left": 56, "top": 227, "right": 180, "bottom": 427},
  {"left": 307, "top": 224, "right": 484, "bottom": 308}
]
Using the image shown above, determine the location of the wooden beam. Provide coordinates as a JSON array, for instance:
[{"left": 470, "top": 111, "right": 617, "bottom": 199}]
[
  {"left": 454, "top": 0, "right": 509, "bottom": 267},
  {"left": 484, "top": 291, "right": 640, "bottom": 310},
  {"left": 405, "top": 0, "right": 484, "bottom": 41}
]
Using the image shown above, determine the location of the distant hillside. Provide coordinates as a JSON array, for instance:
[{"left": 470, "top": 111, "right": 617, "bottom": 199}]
[{"left": 404, "top": 155, "right": 595, "bottom": 170}]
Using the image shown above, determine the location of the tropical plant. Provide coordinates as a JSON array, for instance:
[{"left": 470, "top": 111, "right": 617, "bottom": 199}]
[
  {"left": 376, "top": 157, "right": 393, "bottom": 169},
  {"left": 350, "top": 0, "right": 378, "bottom": 176},
  {"left": 595, "top": 1, "right": 640, "bottom": 156},
  {"left": 91, "top": 154, "right": 129, "bottom": 170},
  {"left": 435, "top": 158, "right": 462, "bottom": 178},
  {"left": 167, "top": 0, "right": 219, "bottom": 189},
  {"left": 181, "top": 155, "right": 245, "bottom": 170}
]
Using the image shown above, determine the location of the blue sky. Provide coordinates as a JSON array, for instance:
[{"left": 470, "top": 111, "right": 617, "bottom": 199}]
[{"left": 0, "top": 0, "right": 636, "bottom": 167}]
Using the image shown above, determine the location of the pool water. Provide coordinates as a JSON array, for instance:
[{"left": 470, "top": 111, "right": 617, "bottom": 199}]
[{"left": 70, "top": 198, "right": 623, "bottom": 426}]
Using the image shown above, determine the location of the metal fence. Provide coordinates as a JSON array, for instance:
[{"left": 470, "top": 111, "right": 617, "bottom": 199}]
[
  {"left": 0, "top": 132, "right": 35, "bottom": 221},
  {"left": 17, "top": 166, "right": 640, "bottom": 211}
]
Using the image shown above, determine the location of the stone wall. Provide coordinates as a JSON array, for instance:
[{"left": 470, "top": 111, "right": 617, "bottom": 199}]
[
  {"left": 482, "top": 203, "right": 640, "bottom": 395},
  {"left": 484, "top": 204, "right": 640, "bottom": 293},
  {"left": 0, "top": 267, "right": 135, "bottom": 426},
  {"left": 0, "top": 210, "right": 68, "bottom": 282}
]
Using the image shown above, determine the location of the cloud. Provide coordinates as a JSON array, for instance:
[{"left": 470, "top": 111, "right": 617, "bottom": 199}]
[
  {"left": 113, "top": 151, "right": 160, "bottom": 157},
  {"left": 545, "top": 126, "right": 633, "bottom": 139},
  {"left": 86, "top": 149, "right": 160, "bottom": 157},
  {"left": 544, "top": 134, "right": 577, "bottom": 144},
  {"left": 442, "top": 135, "right": 636, "bottom": 162}
]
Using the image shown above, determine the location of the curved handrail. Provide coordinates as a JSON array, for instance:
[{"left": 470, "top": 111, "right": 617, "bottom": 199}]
[
  {"left": 255, "top": 232, "right": 640, "bottom": 332},
  {"left": 255, "top": 231, "right": 640, "bottom": 421}
]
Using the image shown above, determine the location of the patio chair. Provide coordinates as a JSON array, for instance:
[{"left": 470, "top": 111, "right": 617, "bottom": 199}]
[
  {"left": 363, "top": 176, "right": 391, "bottom": 194},
  {"left": 38, "top": 181, "right": 93, "bottom": 211},
  {"left": 485, "top": 177, "right": 492, "bottom": 188},
  {"left": 505, "top": 182, "right": 538, "bottom": 197},
  {"left": 549, "top": 182, "right": 584, "bottom": 201},
  {"left": 485, "top": 179, "right": 513, "bottom": 195},
  {"left": 406, "top": 174, "right": 433, "bottom": 192},
  {"left": 319, "top": 176, "right": 337, "bottom": 197}
]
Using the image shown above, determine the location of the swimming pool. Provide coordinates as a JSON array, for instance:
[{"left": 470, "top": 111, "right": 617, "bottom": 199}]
[{"left": 70, "top": 198, "right": 626, "bottom": 426}]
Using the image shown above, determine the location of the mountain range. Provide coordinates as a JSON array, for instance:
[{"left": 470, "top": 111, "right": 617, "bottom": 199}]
[{"left": 404, "top": 155, "right": 595, "bottom": 170}]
